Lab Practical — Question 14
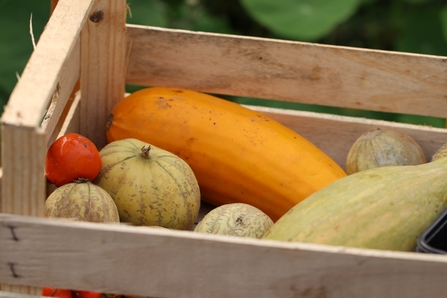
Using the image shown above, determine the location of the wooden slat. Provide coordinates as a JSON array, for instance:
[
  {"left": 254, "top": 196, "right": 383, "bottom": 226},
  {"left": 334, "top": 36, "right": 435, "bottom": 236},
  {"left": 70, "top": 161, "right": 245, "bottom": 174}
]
[
  {"left": 0, "top": 291, "right": 40, "bottom": 298},
  {"left": 248, "top": 106, "right": 447, "bottom": 168},
  {"left": 50, "top": 0, "right": 59, "bottom": 14},
  {"left": 125, "top": 25, "right": 447, "bottom": 119},
  {"left": 40, "top": 38, "right": 80, "bottom": 144},
  {"left": 2, "top": 0, "right": 94, "bottom": 129},
  {"left": 2, "top": 214, "right": 447, "bottom": 298},
  {"left": 80, "top": 0, "right": 127, "bottom": 149},
  {"left": 0, "top": 126, "right": 46, "bottom": 216}
]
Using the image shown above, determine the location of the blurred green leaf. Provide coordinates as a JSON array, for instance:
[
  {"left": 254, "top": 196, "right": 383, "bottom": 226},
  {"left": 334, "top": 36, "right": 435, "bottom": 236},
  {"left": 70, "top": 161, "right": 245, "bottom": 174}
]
[
  {"left": 127, "top": 0, "right": 234, "bottom": 34},
  {"left": 126, "top": 0, "right": 169, "bottom": 27},
  {"left": 440, "top": 5, "right": 447, "bottom": 41},
  {"left": 168, "top": 1, "right": 234, "bottom": 33},
  {"left": 395, "top": 6, "right": 447, "bottom": 55},
  {"left": 240, "top": 0, "right": 362, "bottom": 41},
  {"left": 398, "top": 0, "right": 432, "bottom": 3},
  {"left": 181, "top": 5, "right": 234, "bottom": 33},
  {"left": 360, "top": 0, "right": 379, "bottom": 4}
]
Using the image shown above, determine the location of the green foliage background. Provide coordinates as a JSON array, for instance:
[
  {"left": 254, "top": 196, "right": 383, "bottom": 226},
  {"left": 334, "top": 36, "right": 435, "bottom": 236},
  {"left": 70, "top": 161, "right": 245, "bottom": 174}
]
[{"left": 1, "top": 0, "right": 446, "bottom": 127}]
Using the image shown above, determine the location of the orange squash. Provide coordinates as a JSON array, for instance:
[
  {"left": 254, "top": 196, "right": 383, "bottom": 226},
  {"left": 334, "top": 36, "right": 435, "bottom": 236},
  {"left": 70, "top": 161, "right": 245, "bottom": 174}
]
[{"left": 106, "top": 87, "right": 346, "bottom": 221}]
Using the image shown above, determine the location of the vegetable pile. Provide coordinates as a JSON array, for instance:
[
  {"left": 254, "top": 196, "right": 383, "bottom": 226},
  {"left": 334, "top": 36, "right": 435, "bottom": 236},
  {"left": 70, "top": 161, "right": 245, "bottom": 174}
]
[{"left": 44, "top": 87, "right": 447, "bottom": 260}]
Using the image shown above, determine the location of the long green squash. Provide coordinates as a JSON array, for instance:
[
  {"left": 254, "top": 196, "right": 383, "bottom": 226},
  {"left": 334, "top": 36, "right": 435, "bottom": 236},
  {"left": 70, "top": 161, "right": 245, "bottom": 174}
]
[{"left": 262, "top": 157, "right": 447, "bottom": 251}]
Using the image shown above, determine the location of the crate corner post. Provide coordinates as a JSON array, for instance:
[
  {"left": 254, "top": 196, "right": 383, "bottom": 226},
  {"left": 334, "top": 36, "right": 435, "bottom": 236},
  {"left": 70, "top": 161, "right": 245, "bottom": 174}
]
[{"left": 80, "top": 0, "right": 127, "bottom": 149}]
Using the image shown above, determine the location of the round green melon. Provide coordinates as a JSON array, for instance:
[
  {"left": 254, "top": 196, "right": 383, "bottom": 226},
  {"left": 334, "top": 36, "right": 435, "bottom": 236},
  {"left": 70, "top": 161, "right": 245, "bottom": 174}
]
[
  {"left": 95, "top": 138, "right": 201, "bottom": 230},
  {"left": 45, "top": 181, "right": 120, "bottom": 223},
  {"left": 194, "top": 203, "right": 273, "bottom": 238}
]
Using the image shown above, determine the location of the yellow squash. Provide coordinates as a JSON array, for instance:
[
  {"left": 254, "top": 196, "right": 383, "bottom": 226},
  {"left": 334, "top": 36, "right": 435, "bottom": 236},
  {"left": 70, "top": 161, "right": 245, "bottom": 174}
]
[{"left": 106, "top": 87, "right": 346, "bottom": 221}]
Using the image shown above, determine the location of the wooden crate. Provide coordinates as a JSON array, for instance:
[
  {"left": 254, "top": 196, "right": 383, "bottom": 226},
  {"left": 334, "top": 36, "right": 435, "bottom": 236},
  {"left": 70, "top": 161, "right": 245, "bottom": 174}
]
[{"left": 2, "top": 0, "right": 447, "bottom": 297}]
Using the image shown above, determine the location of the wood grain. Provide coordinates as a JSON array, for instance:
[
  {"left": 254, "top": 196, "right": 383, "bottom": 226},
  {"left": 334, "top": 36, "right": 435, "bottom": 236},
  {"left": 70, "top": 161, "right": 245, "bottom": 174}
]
[
  {"left": 0, "top": 291, "right": 39, "bottom": 298},
  {"left": 125, "top": 25, "right": 447, "bottom": 119},
  {"left": 0, "top": 126, "right": 46, "bottom": 294},
  {"left": 80, "top": 0, "right": 127, "bottom": 149},
  {"left": 39, "top": 39, "right": 80, "bottom": 145},
  {"left": 2, "top": 213, "right": 447, "bottom": 298}
]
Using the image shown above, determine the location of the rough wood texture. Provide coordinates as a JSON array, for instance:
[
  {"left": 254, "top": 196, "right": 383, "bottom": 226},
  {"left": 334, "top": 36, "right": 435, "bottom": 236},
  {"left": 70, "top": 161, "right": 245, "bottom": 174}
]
[
  {"left": 80, "top": 0, "right": 127, "bottom": 149},
  {"left": 0, "top": 129, "right": 45, "bottom": 294},
  {"left": 39, "top": 40, "right": 80, "bottom": 144},
  {"left": 2, "top": 213, "right": 447, "bottom": 298},
  {"left": 0, "top": 291, "right": 39, "bottom": 298},
  {"left": 125, "top": 25, "right": 447, "bottom": 120},
  {"left": 0, "top": 126, "right": 46, "bottom": 217}
]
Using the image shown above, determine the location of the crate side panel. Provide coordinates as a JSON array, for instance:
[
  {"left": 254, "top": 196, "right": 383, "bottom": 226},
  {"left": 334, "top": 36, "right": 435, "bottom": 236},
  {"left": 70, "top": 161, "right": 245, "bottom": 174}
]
[
  {"left": 2, "top": 214, "right": 447, "bottom": 298},
  {"left": 80, "top": 0, "right": 127, "bottom": 149},
  {"left": 125, "top": 25, "right": 447, "bottom": 119},
  {"left": 0, "top": 126, "right": 47, "bottom": 293},
  {"left": 1, "top": 0, "right": 94, "bottom": 129},
  {"left": 0, "top": 291, "right": 39, "bottom": 298},
  {"left": 0, "top": 126, "right": 46, "bottom": 216},
  {"left": 248, "top": 106, "right": 447, "bottom": 168}
]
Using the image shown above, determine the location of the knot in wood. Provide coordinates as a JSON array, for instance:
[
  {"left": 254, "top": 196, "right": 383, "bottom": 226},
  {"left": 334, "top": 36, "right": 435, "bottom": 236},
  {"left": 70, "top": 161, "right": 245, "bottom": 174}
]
[{"left": 90, "top": 10, "right": 104, "bottom": 23}]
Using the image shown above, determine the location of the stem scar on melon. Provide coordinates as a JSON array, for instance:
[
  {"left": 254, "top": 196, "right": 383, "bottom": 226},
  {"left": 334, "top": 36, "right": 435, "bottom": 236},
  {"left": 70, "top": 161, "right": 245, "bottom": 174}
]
[{"left": 141, "top": 145, "right": 151, "bottom": 157}]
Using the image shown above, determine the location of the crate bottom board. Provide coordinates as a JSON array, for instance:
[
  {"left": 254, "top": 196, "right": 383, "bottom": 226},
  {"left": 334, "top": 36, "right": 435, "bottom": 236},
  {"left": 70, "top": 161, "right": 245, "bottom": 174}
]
[{"left": 3, "top": 212, "right": 447, "bottom": 298}]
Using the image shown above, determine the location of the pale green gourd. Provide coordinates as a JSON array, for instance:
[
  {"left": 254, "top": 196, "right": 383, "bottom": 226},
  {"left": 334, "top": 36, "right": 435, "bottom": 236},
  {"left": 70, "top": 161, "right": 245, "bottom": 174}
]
[
  {"left": 194, "top": 203, "right": 274, "bottom": 239},
  {"left": 432, "top": 143, "right": 447, "bottom": 162},
  {"left": 94, "top": 138, "right": 201, "bottom": 230},
  {"left": 262, "top": 157, "right": 447, "bottom": 252},
  {"left": 346, "top": 128, "right": 426, "bottom": 174}
]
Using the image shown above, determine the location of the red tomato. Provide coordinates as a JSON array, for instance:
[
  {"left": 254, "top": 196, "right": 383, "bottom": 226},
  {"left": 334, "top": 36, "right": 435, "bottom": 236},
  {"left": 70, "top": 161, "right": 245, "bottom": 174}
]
[
  {"left": 45, "top": 133, "right": 102, "bottom": 186},
  {"left": 42, "top": 287, "right": 73, "bottom": 298},
  {"left": 73, "top": 290, "right": 102, "bottom": 298}
]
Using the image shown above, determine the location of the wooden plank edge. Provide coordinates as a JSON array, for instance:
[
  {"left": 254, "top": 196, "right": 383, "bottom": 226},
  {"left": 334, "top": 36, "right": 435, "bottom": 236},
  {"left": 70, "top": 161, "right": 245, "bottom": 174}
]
[
  {"left": 40, "top": 38, "right": 80, "bottom": 145},
  {"left": 0, "top": 291, "right": 43, "bottom": 298},
  {"left": 124, "top": 24, "right": 447, "bottom": 119},
  {"left": 80, "top": 0, "right": 127, "bottom": 149},
  {"left": 2, "top": 213, "right": 447, "bottom": 297}
]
